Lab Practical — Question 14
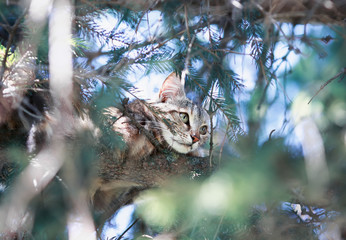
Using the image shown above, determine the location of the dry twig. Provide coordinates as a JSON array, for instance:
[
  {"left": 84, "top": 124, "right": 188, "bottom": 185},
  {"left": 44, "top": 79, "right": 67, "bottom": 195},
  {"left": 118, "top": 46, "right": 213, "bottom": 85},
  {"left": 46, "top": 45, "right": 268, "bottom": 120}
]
[{"left": 308, "top": 67, "right": 346, "bottom": 104}]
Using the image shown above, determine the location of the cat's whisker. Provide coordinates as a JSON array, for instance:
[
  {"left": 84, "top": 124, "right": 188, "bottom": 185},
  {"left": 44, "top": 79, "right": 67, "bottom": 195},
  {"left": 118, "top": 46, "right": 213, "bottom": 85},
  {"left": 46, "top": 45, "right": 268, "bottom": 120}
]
[{"left": 104, "top": 72, "right": 210, "bottom": 159}]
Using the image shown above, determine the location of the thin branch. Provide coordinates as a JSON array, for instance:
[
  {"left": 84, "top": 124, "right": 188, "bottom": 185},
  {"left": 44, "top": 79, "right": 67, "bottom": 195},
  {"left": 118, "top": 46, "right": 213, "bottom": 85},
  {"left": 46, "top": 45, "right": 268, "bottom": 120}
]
[
  {"left": 181, "top": 34, "right": 196, "bottom": 85},
  {"left": 116, "top": 218, "right": 139, "bottom": 240},
  {"left": 218, "top": 124, "right": 230, "bottom": 165},
  {"left": 111, "top": 1, "right": 159, "bottom": 74},
  {"left": 77, "top": 0, "right": 346, "bottom": 24},
  {"left": 206, "top": 0, "right": 212, "bottom": 43},
  {"left": 184, "top": 3, "right": 191, "bottom": 40},
  {"left": 0, "top": 11, "right": 10, "bottom": 28},
  {"left": 208, "top": 82, "right": 215, "bottom": 166},
  {"left": 212, "top": 48, "right": 251, "bottom": 56},
  {"left": 308, "top": 67, "right": 346, "bottom": 104},
  {"left": 212, "top": 214, "right": 225, "bottom": 240},
  {"left": 257, "top": 59, "right": 271, "bottom": 110},
  {"left": 0, "top": 8, "right": 28, "bottom": 84},
  {"left": 191, "top": 78, "right": 238, "bottom": 129},
  {"left": 269, "top": 129, "right": 276, "bottom": 140},
  {"left": 257, "top": 80, "right": 270, "bottom": 110},
  {"left": 0, "top": 22, "right": 10, "bottom": 30},
  {"left": 208, "top": 112, "right": 214, "bottom": 166}
]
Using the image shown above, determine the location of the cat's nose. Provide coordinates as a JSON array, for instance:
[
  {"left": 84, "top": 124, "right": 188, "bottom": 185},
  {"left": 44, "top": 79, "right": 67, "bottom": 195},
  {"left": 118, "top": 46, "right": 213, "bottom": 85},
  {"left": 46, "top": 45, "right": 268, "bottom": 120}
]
[{"left": 191, "top": 134, "right": 200, "bottom": 143}]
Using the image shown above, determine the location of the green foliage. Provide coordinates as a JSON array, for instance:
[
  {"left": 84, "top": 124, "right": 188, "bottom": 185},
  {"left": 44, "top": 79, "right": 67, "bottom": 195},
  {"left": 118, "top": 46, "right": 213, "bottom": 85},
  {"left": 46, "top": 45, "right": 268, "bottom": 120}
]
[
  {"left": 135, "top": 137, "right": 307, "bottom": 239},
  {"left": 0, "top": 1, "right": 346, "bottom": 240},
  {"left": 0, "top": 43, "right": 19, "bottom": 67},
  {"left": 30, "top": 180, "right": 69, "bottom": 240}
]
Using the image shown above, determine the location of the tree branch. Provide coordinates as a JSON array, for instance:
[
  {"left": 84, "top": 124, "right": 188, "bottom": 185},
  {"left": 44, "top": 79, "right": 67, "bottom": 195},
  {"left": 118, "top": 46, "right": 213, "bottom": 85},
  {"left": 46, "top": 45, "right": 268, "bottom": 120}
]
[
  {"left": 78, "top": 0, "right": 346, "bottom": 24},
  {"left": 0, "top": 8, "right": 27, "bottom": 85},
  {"left": 308, "top": 67, "right": 346, "bottom": 104}
]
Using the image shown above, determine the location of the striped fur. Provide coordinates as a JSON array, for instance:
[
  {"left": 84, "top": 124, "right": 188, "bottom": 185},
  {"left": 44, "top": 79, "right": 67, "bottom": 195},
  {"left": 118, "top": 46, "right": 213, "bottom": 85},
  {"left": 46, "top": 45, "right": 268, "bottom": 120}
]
[{"left": 105, "top": 73, "right": 210, "bottom": 160}]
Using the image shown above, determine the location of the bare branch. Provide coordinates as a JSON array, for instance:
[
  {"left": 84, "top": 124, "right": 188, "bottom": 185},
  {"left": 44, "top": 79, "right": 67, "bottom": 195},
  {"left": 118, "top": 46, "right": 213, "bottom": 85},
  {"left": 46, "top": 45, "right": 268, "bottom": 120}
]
[
  {"left": 0, "top": 8, "right": 27, "bottom": 84},
  {"left": 0, "top": 0, "right": 88, "bottom": 237},
  {"left": 116, "top": 218, "right": 139, "bottom": 240},
  {"left": 308, "top": 67, "right": 346, "bottom": 104}
]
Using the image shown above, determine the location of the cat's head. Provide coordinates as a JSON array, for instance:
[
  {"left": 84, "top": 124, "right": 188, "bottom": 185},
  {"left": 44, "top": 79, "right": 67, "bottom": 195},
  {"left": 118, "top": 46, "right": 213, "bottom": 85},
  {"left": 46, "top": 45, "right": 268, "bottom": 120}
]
[{"left": 155, "top": 73, "right": 210, "bottom": 154}]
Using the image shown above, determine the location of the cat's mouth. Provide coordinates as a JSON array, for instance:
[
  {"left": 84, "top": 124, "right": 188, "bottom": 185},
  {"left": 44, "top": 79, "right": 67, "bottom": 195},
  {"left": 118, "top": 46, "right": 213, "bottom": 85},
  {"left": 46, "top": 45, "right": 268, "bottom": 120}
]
[
  {"left": 180, "top": 143, "right": 193, "bottom": 147},
  {"left": 171, "top": 133, "right": 202, "bottom": 146},
  {"left": 162, "top": 133, "right": 197, "bottom": 153},
  {"left": 175, "top": 140, "right": 196, "bottom": 148}
]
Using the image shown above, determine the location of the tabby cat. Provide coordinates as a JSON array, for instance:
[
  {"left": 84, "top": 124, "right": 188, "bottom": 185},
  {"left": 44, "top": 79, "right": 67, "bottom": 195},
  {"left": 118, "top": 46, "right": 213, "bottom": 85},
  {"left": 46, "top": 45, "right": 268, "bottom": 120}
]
[{"left": 105, "top": 72, "right": 210, "bottom": 160}]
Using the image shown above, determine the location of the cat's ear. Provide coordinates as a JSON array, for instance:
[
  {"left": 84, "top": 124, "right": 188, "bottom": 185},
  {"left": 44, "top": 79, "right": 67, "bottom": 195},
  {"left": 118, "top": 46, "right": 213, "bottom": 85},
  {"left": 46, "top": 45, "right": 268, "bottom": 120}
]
[{"left": 159, "top": 73, "right": 185, "bottom": 102}]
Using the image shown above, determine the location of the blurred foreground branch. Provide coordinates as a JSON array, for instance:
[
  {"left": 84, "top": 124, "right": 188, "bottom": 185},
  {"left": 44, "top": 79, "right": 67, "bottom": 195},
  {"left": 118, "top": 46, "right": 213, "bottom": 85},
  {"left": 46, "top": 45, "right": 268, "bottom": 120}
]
[
  {"left": 78, "top": 0, "right": 346, "bottom": 24},
  {"left": 0, "top": 0, "right": 97, "bottom": 238}
]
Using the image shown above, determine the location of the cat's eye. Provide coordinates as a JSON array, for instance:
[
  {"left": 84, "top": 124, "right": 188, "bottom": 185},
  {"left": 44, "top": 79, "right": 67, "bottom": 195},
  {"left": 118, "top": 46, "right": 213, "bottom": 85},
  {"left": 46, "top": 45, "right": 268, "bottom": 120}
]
[
  {"left": 199, "top": 125, "right": 208, "bottom": 135},
  {"left": 179, "top": 112, "right": 189, "bottom": 124}
]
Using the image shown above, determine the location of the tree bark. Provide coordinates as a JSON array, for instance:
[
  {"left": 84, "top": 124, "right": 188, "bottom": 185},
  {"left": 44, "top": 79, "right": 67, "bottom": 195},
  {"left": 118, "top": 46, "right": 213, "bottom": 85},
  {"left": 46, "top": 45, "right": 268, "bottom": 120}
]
[{"left": 81, "top": 0, "right": 346, "bottom": 24}]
